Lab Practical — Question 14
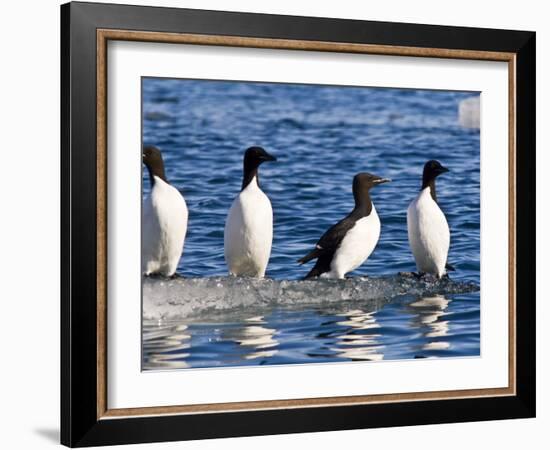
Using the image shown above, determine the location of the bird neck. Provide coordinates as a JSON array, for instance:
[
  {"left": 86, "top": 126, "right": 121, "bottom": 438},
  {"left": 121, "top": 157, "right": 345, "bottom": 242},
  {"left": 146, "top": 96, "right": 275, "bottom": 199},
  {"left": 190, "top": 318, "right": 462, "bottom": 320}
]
[
  {"left": 146, "top": 164, "right": 167, "bottom": 189},
  {"left": 242, "top": 164, "right": 260, "bottom": 191},
  {"left": 353, "top": 189, "right": 373, "bottom": 217},
  {"left": 421, "top": 177, "right": 437, "bottom": 202}
]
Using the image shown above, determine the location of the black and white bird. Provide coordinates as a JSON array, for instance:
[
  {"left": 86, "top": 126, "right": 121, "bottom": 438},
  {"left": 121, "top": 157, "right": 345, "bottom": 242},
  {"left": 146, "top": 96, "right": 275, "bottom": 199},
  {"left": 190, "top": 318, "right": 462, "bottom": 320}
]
[
  {"left": 224, "top": 146, "right": 277, "bottom": 278},
  {"left": 407, "top": 160, "right": 451, "bottom": 279},
  {"left": 298, "top": 173, "right": 391, "bottom": 279},
  {"left": 142, "top": 146, "right": 188, "bottom": 277}
]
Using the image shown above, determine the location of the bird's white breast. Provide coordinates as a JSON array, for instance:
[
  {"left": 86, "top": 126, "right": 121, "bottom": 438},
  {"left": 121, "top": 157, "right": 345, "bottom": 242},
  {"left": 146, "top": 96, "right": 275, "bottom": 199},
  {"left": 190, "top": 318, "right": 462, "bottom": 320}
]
[
  {"left": 407, "top": 188, "right": 450, "bottom": 277},
  {"left": 142, "top": 176, "right": 188, "bottom": 276},
  {"left": 328, "top": 205, "right": 381, "bottom": 279},
  {"left": 224, "top": 178, "right": 273, "bottom": 277}
]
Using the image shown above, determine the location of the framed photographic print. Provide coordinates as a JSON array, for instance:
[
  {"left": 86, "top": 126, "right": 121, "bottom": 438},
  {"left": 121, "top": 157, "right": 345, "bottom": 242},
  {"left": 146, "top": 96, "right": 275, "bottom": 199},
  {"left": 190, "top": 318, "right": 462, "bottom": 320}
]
[{"left": 61, "top": 1, "right": 536, "bottom": 447}]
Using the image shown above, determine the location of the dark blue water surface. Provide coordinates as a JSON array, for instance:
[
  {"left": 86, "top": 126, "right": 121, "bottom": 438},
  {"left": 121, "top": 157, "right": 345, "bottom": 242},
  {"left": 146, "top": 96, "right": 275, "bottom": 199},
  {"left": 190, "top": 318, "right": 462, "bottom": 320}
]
[{"left": 142, "top": 78, "right": 480, "bottom": 370}]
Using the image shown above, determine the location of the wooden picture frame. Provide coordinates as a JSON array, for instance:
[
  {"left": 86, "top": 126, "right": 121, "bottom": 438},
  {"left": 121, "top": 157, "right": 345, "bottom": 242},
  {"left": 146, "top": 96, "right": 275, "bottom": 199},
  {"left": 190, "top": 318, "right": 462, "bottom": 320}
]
[{"left": 61, "top": 1, "right": 535, "bottom": 447}]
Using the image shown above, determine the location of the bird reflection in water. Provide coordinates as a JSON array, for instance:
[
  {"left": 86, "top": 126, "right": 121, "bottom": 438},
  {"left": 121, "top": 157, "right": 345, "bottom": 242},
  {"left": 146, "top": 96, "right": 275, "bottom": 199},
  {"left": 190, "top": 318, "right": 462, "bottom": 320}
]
[
  {"left": 142, "top": 323, "right": 192, "bottom": 370},
  {"left": 332, "top": 310, "right": 384, "bottom": 361},
  {"left": 233, "top": 316, "right": 279, "bottom": 361},
  {"left": 409, "top": 295, "right": 451, "bottom": 352}
]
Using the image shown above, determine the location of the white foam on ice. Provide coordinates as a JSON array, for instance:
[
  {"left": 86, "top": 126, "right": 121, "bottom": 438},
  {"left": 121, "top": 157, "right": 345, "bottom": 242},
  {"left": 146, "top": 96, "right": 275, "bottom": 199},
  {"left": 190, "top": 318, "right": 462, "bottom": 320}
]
[{"left": 458, "top": 96, "right": 480, "bottom": 129}]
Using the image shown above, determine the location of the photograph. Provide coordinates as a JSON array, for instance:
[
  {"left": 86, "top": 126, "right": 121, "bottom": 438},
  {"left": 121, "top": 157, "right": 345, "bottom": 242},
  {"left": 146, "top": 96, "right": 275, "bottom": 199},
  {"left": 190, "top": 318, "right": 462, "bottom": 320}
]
[
  {"left": 141, "top": 77, "right": 481, "bottom": 370},
  {"left": 56, "top": 2, "right": 537, "bottom": 446}
]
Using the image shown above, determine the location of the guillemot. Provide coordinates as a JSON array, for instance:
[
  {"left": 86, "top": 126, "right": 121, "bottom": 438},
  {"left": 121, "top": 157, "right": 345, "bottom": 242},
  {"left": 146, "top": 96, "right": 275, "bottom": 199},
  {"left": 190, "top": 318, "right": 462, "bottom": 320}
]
[
  {"left": 407, "top": 160, "right": 451, "bottom": 279},
  {"left": 298, "top": 173, "right": 391, "bottom": 279},
  {"left": 224, "top": 146, "right": 277, "bottom": 278},
  {"left": 142, "top": 146, "right": 188, "bottom": 277}
]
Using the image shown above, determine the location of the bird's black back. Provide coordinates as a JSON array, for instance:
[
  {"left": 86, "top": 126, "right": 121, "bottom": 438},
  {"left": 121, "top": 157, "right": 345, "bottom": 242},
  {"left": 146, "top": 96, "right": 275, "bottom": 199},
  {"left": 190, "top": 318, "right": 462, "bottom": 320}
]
[
  {"left": 316, "top": 212, "right": 360, "bottom": 253},
  {"left": 301, "top": 210, "right": 363, "bottom": 279}
]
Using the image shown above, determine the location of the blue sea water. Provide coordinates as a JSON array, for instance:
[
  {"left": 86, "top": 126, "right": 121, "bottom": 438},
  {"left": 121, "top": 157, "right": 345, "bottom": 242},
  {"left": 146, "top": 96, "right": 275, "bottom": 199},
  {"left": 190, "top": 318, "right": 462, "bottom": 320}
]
[{"left": 142, "top": 78, "right": 480, "bottom": 370}]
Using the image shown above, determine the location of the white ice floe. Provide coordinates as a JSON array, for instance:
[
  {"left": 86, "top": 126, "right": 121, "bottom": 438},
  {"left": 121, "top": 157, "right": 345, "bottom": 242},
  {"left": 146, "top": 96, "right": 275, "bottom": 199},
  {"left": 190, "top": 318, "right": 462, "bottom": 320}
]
[
  {"left": 143, "top": 275, "right": 479, "bottom": 320},
  {"left": 458, "top": 96, "right": 480, "bottom": 129}
]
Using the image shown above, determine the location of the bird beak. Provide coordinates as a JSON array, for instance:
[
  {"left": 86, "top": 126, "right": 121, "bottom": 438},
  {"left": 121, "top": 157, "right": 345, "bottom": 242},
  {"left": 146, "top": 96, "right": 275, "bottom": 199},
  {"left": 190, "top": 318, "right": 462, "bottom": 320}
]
[
  {"left": 263, "top": 153, "right": 277, "bottom": 162},
  {"left": 439, "top": 166, "right": 449, "bottom": 173},
  {"left": 374, "top": 177, "right": 392, "bottom": 184}
]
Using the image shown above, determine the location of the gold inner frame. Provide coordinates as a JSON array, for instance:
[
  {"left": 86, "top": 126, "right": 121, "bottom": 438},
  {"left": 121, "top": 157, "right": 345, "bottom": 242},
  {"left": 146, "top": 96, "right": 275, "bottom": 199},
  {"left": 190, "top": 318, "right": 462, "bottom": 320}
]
[{"left": 96, "top": 29, "right": 517, "bottom": 420}]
